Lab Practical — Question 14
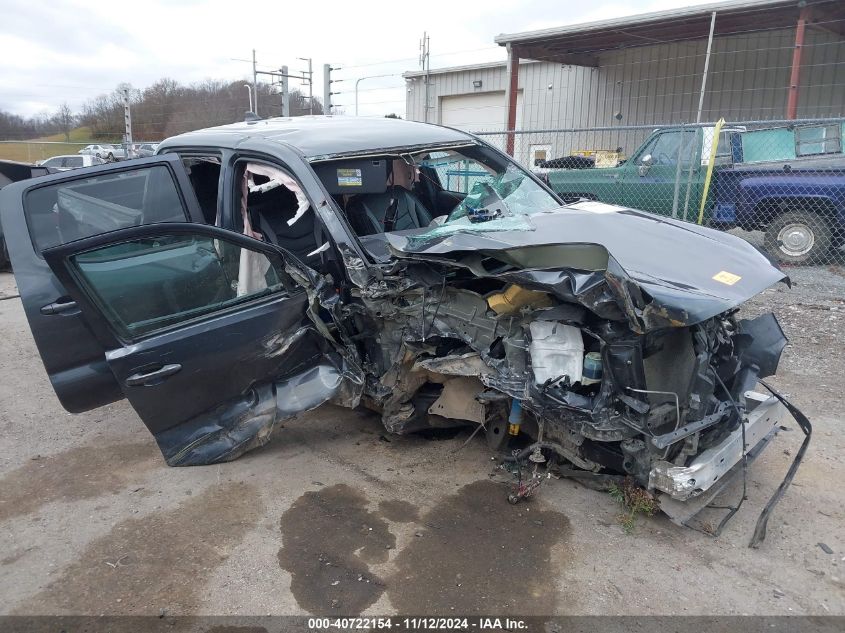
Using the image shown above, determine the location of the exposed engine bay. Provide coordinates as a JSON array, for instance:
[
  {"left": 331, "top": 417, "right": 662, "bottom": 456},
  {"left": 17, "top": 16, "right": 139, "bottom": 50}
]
[{"left": 318, "top": 198, "right": 811, "bottom": 547}]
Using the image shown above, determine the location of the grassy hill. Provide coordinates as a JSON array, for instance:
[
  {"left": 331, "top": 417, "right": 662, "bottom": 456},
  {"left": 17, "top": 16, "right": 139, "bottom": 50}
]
[{"left": 0, "top": 126, "right": 121, "bottom": 163}]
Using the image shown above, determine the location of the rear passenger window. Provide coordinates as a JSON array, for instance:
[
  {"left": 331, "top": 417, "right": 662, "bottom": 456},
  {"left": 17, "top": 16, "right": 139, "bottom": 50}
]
[
  {"left": 181, "top": 155, "right": 221, "bottom": 225},
  {"left": 24, "top": 165, "right": 187, "bottom": 252}
]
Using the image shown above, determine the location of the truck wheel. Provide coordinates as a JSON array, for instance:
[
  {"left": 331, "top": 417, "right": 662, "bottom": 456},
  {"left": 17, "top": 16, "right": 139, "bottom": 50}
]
[{"left": 764, "top": 211, "right": 832, "bottom": 264}]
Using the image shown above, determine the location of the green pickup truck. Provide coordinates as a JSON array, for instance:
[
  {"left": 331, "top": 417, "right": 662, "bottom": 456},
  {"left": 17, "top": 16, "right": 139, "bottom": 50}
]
[
  {"left": 542, "top": 126, "right": 735, "bottom": 220},
  {"left": 543, "top": 122, "right": 845, "bottom": 263}
]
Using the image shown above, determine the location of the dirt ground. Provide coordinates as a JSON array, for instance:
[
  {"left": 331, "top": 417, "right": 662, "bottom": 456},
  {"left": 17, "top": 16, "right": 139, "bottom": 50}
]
[{"left": 0, "top": 268, "right": 843, "bottom": 616}]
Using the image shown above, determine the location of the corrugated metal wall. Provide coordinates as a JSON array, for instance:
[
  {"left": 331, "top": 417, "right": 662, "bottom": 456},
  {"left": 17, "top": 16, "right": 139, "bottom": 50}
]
[{"left": 405, "top": 25, "right": 845, "bottom": 161}]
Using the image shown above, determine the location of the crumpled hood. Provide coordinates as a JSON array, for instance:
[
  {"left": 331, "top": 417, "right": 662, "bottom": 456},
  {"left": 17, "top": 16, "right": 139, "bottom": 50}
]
[{"left": 384, "top": 201, "right": 787, "bottom": 332}]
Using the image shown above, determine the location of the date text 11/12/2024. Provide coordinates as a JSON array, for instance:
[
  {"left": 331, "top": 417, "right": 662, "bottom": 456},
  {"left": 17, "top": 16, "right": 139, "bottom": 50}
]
[{"left": 307, "top": 617, "right": 529, "bottom": 630}]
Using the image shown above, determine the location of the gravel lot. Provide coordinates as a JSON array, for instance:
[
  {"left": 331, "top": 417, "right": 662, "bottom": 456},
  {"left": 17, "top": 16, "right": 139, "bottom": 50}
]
[{"left": 0, "top": 268, "right": 843, "bottom": 616}]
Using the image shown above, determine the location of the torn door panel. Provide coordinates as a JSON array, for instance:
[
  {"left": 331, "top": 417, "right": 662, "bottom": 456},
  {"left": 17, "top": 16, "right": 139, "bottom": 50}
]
[{"left": 157, "top": 349, "right": 362, "bottom": 467}]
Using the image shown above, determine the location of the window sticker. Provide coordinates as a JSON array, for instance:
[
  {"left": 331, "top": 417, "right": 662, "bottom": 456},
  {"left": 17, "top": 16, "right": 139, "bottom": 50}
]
[{"left": 337, "top": 168, "right": 363, "bottom": 187}]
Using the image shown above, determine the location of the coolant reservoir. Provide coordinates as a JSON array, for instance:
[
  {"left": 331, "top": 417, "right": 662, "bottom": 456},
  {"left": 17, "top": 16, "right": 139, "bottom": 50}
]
[{"left": 529, "top": 321, "right": 584, "bottom": 385}]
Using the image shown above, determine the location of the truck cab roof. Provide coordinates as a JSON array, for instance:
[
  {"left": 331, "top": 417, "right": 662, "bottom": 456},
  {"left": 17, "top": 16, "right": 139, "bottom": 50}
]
[{"left": 157, "top": 115, "right": 476, "bottom": 160}]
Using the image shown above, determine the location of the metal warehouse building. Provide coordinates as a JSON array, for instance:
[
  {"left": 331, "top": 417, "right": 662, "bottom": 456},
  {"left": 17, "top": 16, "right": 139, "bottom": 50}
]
[{"left": 404, "top": 0, "right": 845, "bottom": 164}]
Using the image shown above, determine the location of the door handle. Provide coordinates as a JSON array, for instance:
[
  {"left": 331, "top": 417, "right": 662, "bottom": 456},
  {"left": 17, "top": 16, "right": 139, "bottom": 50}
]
[
  {"left": 125, "top": 364, "right": 182, "bottom": 387},
  {"left": 40, "top": 298, "right": 78, "bottom": 315}
]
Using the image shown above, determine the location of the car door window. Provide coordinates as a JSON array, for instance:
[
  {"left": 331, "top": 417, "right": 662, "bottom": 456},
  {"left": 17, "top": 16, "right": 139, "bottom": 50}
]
[
  {"left": 639, "top": 131, "right": 696, "bottom": 167},
  {"left": 181, "top": 155, "right": 222, "bottom": 224},
  {"left": 24, "top": 164, "right": 188, "bottom": 252},
  {"left": 65, "top": 231, "right": 294, "bottom": 340}
]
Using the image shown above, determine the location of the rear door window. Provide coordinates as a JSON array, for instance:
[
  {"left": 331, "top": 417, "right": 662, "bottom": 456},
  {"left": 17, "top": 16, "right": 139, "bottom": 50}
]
[{"left": 24, "top": 165, "right": 188, "bottom": 252}]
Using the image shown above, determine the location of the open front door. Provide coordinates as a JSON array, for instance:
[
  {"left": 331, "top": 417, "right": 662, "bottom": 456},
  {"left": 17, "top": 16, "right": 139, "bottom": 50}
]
[
  {"left": 1, "top": 155, "right": 207, "bottom": 412},
  {"left": 38, "top": 223, "right": 361, "bottom": 465}
]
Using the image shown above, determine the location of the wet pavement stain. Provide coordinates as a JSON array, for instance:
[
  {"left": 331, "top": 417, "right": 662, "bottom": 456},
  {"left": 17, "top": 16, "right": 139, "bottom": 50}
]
[
  {"left": 12, "top": 482, "right": 262, "bottom": 614},
  {"left": 378, "top": 499, "right": 420, "bottom": 523},
  {"left": 0, "top": 443, "right": 159, "bottom": 523},
  {"left": 278, "top": 484, "right": 394, "bottom": 614},
  {"left": 387, "top": 479, "right": 569, "bottom": 614}
]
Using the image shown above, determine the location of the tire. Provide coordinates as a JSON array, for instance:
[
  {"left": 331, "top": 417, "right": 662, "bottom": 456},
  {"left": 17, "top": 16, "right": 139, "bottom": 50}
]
[
  {"left": 764, "top": 210, "right": 832, "bottom": 265},
  {"left": 106, "top": 152, "right": 115, "bottom": 162}
]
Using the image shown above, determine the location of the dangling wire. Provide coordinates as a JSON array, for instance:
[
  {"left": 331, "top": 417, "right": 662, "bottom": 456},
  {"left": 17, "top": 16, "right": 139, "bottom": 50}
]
[{"left": 687, "top": 371, "right": 748, "bottom": 537}]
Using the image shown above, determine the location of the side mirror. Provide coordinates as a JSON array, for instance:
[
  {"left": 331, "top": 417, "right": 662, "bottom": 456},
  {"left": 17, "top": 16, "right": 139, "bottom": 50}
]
[{"left": 638, "top": 153, "right": 654, "bottom": 177}]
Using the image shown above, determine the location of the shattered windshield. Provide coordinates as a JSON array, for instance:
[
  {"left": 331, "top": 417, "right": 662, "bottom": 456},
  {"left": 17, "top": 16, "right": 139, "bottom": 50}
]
[{"left": 410, "top": 149, "right": 561, "bottom": 244}]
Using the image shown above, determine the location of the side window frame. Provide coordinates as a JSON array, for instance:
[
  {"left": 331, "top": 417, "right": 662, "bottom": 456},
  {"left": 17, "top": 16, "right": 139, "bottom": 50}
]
[
  {"left": 226, "top": 154, "right": 326, "bottom": 255},
  {"left": 159, "top": 149, "right": 226, "bottom": 226}
]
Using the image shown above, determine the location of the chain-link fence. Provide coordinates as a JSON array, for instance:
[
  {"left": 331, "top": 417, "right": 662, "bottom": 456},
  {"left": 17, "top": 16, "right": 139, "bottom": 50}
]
[{"left": 473, "top": 117, "right": 845, "bottom": 267}]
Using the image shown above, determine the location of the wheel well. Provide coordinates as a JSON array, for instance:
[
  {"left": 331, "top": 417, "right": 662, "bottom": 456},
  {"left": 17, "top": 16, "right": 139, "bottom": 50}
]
[{"left": 754, "top": 196, "right": 837, "bottom": 228}]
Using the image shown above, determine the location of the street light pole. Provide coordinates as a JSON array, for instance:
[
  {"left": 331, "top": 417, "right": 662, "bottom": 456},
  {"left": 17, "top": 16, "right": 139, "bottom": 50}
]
[
  {"left": 354, "top": 73, "right": 400, "bottom": 116},
  {"left": 244, "top": 84, "right": 253, "bottom": 112}
]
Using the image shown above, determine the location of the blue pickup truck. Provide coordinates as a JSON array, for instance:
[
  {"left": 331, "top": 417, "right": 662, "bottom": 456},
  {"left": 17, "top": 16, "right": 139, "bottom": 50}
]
[{"left": 546, "top": 122, "right": 845, "bottom": 264}]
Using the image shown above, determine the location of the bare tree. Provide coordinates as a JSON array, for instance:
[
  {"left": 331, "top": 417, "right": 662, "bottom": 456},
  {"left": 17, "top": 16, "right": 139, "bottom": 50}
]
[{"left": 55, "top": 102, "right": 75, "bottom": 142}]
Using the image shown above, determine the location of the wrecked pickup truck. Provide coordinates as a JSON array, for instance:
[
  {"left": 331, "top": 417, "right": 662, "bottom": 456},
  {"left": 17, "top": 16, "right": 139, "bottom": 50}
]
[{"left": 0, "top": 116, "right": 810, "bottom": 544}]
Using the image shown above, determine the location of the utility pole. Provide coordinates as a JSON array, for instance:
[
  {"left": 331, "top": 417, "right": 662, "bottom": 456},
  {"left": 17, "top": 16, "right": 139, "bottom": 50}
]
[
  {"left": 281, "top": 65, "right": 290, "bottom": 116},
  {"left": 420, "top": 32, "right": 430, "bottom": 123},
  {"left": 238, "top": 52, "right": 315, "bottom": 117},
  {"left": 252, "top": 49, "right": 259, "bottom": 117},
  {"left": 323, "top": 64, "right": 332, "bottom": 114},
  {"left": 122, "top": 86, "right": 133, "bottom": 158},
  {"left": 298, "top": 58, "right": 314, "bottom": 114},
  {"left": 323, "top": 64, "right": 342, "bottom": 115}
]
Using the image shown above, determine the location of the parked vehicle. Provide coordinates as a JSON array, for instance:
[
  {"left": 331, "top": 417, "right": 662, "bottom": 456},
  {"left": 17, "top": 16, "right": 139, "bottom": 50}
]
[
  {"left": 545, "top": 122, "right": 845, "bottom": 263},
  {"left": 79, "top": 144, "right": 125, "bottom": 162},
  {"left": 0, "top": 160, "right": 54, "bottom": 270},
  {"left": 133, "top": 143, "right": 159, "bottom": 158},
  {"left": 37, "top": 154, "right": 106, "bottom": 171},
  {"left": 0, "top": 117, "right": 809, "bottom": 541}
]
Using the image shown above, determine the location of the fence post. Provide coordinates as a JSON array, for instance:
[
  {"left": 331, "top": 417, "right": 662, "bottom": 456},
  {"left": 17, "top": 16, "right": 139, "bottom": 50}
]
[{"left": 671, "top": 124, "right": 687, "bottom": 218}]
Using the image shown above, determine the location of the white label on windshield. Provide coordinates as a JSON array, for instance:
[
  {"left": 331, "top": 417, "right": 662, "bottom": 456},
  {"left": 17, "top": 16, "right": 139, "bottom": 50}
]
[{"left": 568, "top": 200, "right": 621, "bottom": 214}]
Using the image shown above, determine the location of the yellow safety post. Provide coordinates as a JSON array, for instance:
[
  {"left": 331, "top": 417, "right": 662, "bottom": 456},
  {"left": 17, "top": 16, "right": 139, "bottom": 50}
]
[{"left": 697, "top": 117, "right": 725, "bottom": 225}]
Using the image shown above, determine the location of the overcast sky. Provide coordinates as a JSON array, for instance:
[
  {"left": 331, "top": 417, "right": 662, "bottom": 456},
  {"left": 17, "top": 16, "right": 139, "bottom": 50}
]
[{"left": 0, "top": 0, "right": 720, "bottom": 118}]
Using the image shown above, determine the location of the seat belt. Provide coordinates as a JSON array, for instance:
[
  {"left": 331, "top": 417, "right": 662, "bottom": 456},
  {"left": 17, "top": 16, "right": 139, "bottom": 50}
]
[
  {"left": 383, "top": 194, "right": 400, "bottom": 232},
  {"left": 258, "top": 213, "right": 279, "bottom": 245}
]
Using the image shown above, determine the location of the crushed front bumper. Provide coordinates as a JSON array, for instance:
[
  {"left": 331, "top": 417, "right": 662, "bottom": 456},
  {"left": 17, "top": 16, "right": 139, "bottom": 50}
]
[
  {"left": 649, "top": 391, "right": 783, "bottom": 501},
  {"left": 650, "top": 385, "right": 812, "bottom": 547}
]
